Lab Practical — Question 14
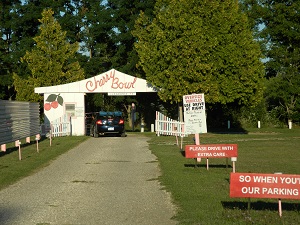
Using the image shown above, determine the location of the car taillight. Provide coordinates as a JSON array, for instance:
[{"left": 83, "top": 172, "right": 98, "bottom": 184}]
[
  {"left": 119, "top": 119, "right": 124, "bottom": 124},
  {"left": 96, "top": 120, "right": 102, "bottom": 125}
]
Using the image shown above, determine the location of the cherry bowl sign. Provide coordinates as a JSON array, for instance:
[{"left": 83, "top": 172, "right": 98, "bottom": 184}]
[
  {"left": 230, "top": 172, "right": 300, "bottom": 200},
  {"left": 34, "top": 69, "right": 158, "bottom": 136},
  {"left": 85, "top": 69, "right": 137, "bottom": 94},
  {"left": 35, "top": 69, "right": 158, "bottom": 95},
  {"left": 185, "top": 144, "right": 237, "bottom": 158}
]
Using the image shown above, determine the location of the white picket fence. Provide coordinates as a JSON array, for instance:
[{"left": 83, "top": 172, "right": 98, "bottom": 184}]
[
  {"left": 51, "top": 115, "right": 71, "bottom": 137},
  {"left": 155, "top": 111, "right": 186, "bottom": 137},
  {"left": 41, "top": 115, "right": 71, "bottom": 137}
]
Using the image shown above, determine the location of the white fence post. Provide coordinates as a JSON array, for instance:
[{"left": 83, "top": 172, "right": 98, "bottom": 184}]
[
  {"left": 151, "top": 124, "right": 154, "bottom": 132},
  {"left": 288, "top": 120, "right": 292, "bottom": 129}
]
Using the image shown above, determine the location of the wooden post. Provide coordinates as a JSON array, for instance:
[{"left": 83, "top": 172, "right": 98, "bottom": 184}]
[
  {"left": 232, "top": 161, "right": 236, "bottom": 173},
  {"left": 50, "top": 124, "right": 53, "bottom": 146},
  {"left": 15, "top": 140, "right": 21, "bottom": 160},
  {"left": 278, "top": 199, "right": 282, "bottom": 217},
  {"left": 36, "top": 134, "right": 40, "bottom": 153},
  {"left": 195, "top": 133, "right": 201, "bottom": 168},
  {"left": 179, "top": 105, "right": 184, "bottom": 151},
  {"left": 247, "top": 198, "right": 251, "bottom": 212},
  {"left": 18, "top": 145, "right": 21, "bottom": 160},
  {"left": 274, "top": 172, "right": 283, "bottom": 217},
  {"left": 206, "top": 158, "right": 209, "bottom": 170},
  {"left": 231, "top": 157, "right": 237, "bottom": 173}
]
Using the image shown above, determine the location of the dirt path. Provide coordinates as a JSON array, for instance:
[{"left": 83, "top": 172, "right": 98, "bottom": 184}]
[{"left": 0, "top": 135, "right": 177, "bottom": 225}]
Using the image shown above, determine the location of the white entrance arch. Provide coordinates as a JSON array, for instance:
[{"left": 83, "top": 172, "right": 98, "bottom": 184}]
[{"left": 35, "top": 69, "right": 157, "bottom": 135}]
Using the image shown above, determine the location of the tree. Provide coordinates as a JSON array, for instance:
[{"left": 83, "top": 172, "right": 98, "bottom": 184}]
[
  {"left": 133, "top": 0, "right": 265, "bottom": 106},
  {"left": 0, "top": 0, "right": 60, "bottom": 100},
  {"left": 82, "top": 0, "right": 157, "bottom": 116},
  {"left": 79, "top": 0, "right": 114, "bottom": 76},
  {"left": 0, "top": 0, "right": 23, "bottom": 100},
  {"left": 107, "top": 0, "right": 155, "bottom": 75},
  {"left": 241, "top": 0, "right": 300, "bottom": 123},
  {"left": 13, "top": 8, "right": 85, "bottom": 102}
]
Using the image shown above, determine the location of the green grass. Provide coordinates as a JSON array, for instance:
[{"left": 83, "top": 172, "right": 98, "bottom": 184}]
[
  {"left": 1, "top": 129, "right": 299, "bottom": 224},
  {"left": 148, "top": 128, "right": 300, "bottom": 225},
  {"left": 0, "top": 136, "right": 88, "bottom": 190}
]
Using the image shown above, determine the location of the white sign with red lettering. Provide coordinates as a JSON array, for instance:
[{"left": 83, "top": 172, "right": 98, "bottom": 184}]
[
  {"left": 230, "top": 172, "right": 300, "bottom": 200},
  {"left": 183, "top": 93, "right": 207, "bottom": 134},
  {"left": 35, "top": 69, "right": 157, "bottom": 94}
]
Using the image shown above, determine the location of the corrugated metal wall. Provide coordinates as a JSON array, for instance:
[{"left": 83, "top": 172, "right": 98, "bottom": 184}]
[{"left": 0, "top": 100, "right": 40, "bottom": 145}]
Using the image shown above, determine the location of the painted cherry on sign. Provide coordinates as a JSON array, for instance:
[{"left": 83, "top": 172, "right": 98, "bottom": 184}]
[
  {"left": 44, "top": 103, "right": 51, "bottom": 111},
  {"left": 51, "top": 101, "right": 59, "bottom": 109},
  {"left": 44, "top": 94, "right": 64, "bottom": 111}
]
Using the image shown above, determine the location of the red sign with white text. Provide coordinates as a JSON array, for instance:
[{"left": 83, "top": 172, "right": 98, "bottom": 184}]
[
  {"left": 185, "top": 144, "right": 237, "bottom": 158},
  {"left": 230, "top": 173, "right": 300, "bottom": 200}
]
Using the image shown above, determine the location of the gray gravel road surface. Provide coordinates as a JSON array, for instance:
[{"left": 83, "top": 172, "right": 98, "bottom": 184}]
[{"left": 0, "top": 134, "right": 177, "bottom": 225}]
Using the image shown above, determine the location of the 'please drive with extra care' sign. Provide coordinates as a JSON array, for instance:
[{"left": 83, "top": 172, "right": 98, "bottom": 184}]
[
  {"left": 185, "top": 144, "right": 238, "bottom": 158},
  {"left": 230, "top": 173, "right": 300, "bottom": 200}
]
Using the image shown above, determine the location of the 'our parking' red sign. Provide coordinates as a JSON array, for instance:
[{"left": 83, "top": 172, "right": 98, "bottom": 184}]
[{"left": 230, "top": 173, "right": 300, "bottom": 200}]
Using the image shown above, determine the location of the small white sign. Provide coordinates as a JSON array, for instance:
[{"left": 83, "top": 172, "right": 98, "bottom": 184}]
[
  {"left": 183, "top": 93, "right": 207, "bottom": 134},
  {"left": 107, "top": 92, "right": 136, "bottom": 96},
  {"left": 75, "top": 107, "right": 84, "bottom": 117}
]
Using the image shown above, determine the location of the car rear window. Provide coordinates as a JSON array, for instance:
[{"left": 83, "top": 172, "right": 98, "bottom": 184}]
[{"left": 97, "top": 111, "right": 123, "bottom": 120}]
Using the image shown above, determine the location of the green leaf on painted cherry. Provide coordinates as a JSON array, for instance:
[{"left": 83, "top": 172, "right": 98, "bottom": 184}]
[
  {"left": 46, "top": 94, "right": 58, "bottom": 102},
  {"left": 57, "top": 95, "right": 64, "bottom": 106}
]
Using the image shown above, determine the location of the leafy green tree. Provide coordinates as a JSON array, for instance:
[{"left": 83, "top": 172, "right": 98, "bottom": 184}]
[
  {"left": 13, "top": 8, "right": 85, "bottom": 102},
  {"left": 266, "top": 73, "right": 300, "bottom": 123},
  {"left": 107, "top": 0, "right": 155, "bottom": 74},
  {"left": 133, "top": 0, "right": 265, "bottom": 106},
  {"left": 79, "top": 0, "right": 114, "bottom": 76},
  {"left": 0, "top": 0, "right": 23, "bottom": 100},
  {"left": 0, "top": 0, "right": 57, "bottom": 100},
  {"left": 83, "top": 0, "right": 157, "bottom": 117},
  {"left": 241, "top": 0, "right": 300, "bottom": 123}
]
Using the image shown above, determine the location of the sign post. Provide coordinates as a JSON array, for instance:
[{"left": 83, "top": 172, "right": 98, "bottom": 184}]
[
  {"left": 36, "top": 134, "right": 40, "bottom": 153},
  {"left": 15, "top": 140, "right": 21, "bottom": 160}
]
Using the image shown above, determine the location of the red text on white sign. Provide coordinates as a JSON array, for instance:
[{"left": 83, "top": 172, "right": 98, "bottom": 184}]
[{"left": 86, "top": 70, "right": 137, "bottom": 92}]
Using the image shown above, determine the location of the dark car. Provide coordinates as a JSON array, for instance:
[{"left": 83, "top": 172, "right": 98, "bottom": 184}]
[{"left": 90, "top": 111, "right": 126, "bottom": 137}]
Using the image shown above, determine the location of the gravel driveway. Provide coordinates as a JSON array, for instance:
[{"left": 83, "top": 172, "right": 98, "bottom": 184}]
[{"left": 0, "top": 134, "right": 177, "bottom": 225}]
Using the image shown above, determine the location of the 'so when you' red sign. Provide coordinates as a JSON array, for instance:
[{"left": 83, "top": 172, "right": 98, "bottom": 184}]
[{"left": 230, "top": 173, "right": 300, "bottom": 200}]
